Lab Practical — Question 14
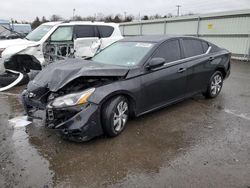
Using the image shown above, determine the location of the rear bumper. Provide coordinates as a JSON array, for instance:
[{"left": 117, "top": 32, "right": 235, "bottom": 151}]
[
  {"left": 224, "top": 59, "right": 231, "bottom": 79},
  {"left": 22, "top": 90, "right": 104, "bottom": 142},
  {"left": 225, "top": 69, "right": 230, "bottom": 79}
]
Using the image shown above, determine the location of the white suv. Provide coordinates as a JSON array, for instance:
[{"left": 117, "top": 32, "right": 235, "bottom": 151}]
[{"left": 0, "top": 21, "right": 123, "bottom": 91}]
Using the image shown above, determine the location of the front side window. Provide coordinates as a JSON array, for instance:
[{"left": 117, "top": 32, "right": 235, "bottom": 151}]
[
  {"left": 183, "top": 39, "right": 204, "bottom": 57},
  {"left": 26, "top": 25, "right": 53, "bottom": 41},
  {"left": 50, "top": 26, "right": 73, "bottom": 41},
  {"left": 92, "top": 42, "right": 155, "bottom": 66},
  {"left": 153, "top": 40, "right": 182, "bottom": 63}
]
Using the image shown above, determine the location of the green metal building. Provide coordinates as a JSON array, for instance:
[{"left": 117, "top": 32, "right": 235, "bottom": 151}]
[{"left": 120, "top": 9, "right": 250, "bottom": 60}]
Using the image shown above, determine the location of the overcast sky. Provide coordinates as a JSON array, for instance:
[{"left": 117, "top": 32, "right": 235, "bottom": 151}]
[{"left": 0, "top": 0, "right": 250, "bottom": 21}]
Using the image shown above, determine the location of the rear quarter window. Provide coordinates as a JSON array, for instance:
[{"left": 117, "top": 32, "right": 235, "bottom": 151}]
[
  {"left": 97, "top": 26, "right": 114, "bottom": 38},
  {"left": 202, "top": 41, "right": 209, "bottom": 53},
  {"left": 209, "top": 44, "right": 221, "bottom": 53},
  {"left": 183, "top": 39, "right": 204, "bottom": 57}
]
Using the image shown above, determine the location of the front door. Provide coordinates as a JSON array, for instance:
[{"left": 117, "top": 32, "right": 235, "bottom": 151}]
[
  {"left": 44, "top": 26, "right": 74, "bottom": 62},
  {"left": 139, "top": 39, "right": 188, "bottom": 113}
]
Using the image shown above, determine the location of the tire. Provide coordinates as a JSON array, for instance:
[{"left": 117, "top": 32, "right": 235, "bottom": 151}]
[
  {"left": 102, "top": 96, "right": 129, "bottom": 137},
  {"left": 204, "top": 71, "right": 223, "bottom": 98},
  {"left": 0, "top": 72, "right": 29, "bottom": 87}
]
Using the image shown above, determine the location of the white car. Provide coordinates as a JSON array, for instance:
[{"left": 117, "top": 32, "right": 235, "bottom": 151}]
[{"left": 0, "top": 21, "right": 123, "bottom": 91}]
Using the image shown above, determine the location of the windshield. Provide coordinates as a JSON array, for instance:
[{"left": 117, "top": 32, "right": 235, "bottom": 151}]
[
  {"left": 92, "top": 42, "right": 155, "bottom": 66},
  {"left": 26, "top": 25, "right": 53, "bottom": 41},
  {"left": 0, "top": 26, "right": 10, "bottom": 37}
]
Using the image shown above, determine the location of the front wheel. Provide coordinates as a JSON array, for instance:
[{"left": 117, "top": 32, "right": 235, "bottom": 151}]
[
  {"left": 203, "top": 71, "right": 223, "bottom": 98},
  {"left": 102, "top": 96, "right": 129, "bottom": 137}
]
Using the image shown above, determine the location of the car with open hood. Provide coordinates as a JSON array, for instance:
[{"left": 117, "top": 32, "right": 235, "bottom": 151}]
[
  {"left": 22, "top": 35, "right": 231, "bottom": 142},
  {"left": 0, "top": 21, "right": 123, "bottom": 91}
]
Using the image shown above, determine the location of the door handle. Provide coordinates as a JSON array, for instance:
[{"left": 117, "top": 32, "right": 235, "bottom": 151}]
[
  {"left": 208, "top": 57, "right": 215, "bottom": 61},
  {"left": 178, "top": 67, "right": 187, "bottom": 73}
]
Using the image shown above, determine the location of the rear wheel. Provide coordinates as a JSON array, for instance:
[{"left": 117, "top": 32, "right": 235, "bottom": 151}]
[
  {"left": 204, "top": 71, "right": 223, "bottom": 98},
  {"left": 102, "top": 96, "right": 129, "bottom": 137}
]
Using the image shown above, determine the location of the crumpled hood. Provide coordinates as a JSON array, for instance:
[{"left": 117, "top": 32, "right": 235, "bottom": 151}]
[
  {"left": 0, "top": 39, "right": 38, "bottom": 59},
  {"left": 28, "top": 59, "right": 130, "bottom": 92},
  {"left": 0, "top": 38, "right": 36, "bottom": 49}
]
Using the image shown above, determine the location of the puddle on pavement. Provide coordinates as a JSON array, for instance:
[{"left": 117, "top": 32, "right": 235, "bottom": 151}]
[
  {"left": 1, "top": 89, "right": 54, "bottom": 187},
  {"left": 0, "top": 88, "right": 239, "bottom": 187},
  {"left": 11, "top": 126, "right": 54, "bottom": 187}
]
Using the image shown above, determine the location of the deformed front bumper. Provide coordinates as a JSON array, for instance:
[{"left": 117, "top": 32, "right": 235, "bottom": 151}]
[{"left": 22, "top": 90, "right": 104, "bottom": 142}]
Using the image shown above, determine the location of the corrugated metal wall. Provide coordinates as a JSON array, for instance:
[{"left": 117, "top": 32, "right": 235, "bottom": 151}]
[{"left": 120, "top": 9, "right": 250, "bottom": 60}]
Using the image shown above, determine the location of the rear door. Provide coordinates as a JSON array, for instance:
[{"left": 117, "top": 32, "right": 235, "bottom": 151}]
[
  {"left": 97, "top": 25, "right": 119, "bottom": 49},
  {"left": 181, "top": 38, "right": 212, "bottom": 94},
  {"left": 139, "top": 39, "right": 188, "bottom": 112},
  {"left": 73, "top": 25, "right": 101, "bottom": 58}
]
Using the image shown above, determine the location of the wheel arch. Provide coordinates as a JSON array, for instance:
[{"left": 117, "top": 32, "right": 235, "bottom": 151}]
[
  {"left": 99, "top": 90, "right": 137, "bottom": 117},
  {"left": 215, "top": 67, "right": 227, "bottom": 79},
  {"left": 4, "top": 54, "right": 42, "bottom": 73}
]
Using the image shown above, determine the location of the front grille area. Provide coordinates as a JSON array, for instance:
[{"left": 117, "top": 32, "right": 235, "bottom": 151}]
[{"left": 45, "top": 107, "right": 81, "bottom": 128}]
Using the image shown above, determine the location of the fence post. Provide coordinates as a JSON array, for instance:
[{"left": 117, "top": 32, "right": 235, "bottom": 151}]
[
  {"left": 140, "top": 23, "right": 143, "bottom": 35},
  {"left": 196, "top": 16, "right": 201, "bottom": 37},
  {"left": 164, "top": 20, "right": 167, "bottom": 35},
  {"left": 122, "top": 26, "right": 125, "bottom": 36}
]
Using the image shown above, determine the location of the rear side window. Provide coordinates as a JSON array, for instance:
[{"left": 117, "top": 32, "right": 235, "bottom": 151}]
[
  {"left": 183, "top": 39, "right": 204, "bottom": 57},
  {"left": 97, "top": 26, "right": 114, "bottom": 38},
  {"left": 74, "top": 25, "right": 97, "bottom": 38},
  {"left": 153, "top": 40, "right": 182, "bottom": 63}
]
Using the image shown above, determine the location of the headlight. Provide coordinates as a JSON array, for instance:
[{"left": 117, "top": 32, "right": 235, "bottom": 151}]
[
  {"left": 51, "top": 88, "right": 95, "bottom": 108},
  {"left": 0, "top": 48, "right": 5, "bottom": 58}
]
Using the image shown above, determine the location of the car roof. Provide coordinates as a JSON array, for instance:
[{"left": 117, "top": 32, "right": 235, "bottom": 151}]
[
  {"left": 120, "top": 35, "right": 201, "bottom": 43},
  {"left": 41, "top": 21, "right": 119, "bottom": 27}
]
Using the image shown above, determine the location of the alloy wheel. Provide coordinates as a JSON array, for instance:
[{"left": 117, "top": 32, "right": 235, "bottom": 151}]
[
  {"left": 211, "top": 74, "right": 223, "bottom": 96},
  {"left": 113, "top": 101, "right": 128, "bottom": 132}
]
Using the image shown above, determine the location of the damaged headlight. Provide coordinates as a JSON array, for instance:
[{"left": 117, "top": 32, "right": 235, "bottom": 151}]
[
  {"left": 0, "top": 48, "right": 5, "bottom": 58},
  {"left": 51, "top": 88, "right": 95, "bottom": 108}
]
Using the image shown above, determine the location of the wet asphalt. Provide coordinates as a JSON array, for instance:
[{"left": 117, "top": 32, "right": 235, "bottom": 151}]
[{"left": 0, "top": 60, "right": 250, "bottom": 188}]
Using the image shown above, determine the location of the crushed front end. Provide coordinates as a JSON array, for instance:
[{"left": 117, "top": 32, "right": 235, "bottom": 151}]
[
  {"left": 20, "top": 59, "right": 129, "bottom": 141},
  {"left": 22, "top": 86, "right": 103, "bottom": 142}
]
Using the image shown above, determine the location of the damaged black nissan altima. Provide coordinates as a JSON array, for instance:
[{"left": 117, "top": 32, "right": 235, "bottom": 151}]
[{"left": 22, "top": 35, "right": 231, "bottom": 142}]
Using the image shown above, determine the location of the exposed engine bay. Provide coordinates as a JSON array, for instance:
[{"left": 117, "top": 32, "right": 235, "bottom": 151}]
[
  {"left": 43, "top": 41, "right": 75, "bottom": 63},
  {"left": 28, "top": 76, "right": 120, "bottom": 107}
]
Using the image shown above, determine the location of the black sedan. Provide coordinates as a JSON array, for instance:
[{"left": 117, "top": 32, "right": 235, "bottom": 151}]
[{"left": 22, "top": 35, "right": 231, "bottom": 141}]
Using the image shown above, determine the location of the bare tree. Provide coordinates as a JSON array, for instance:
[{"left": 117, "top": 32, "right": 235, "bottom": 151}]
[
  {"left": 31, "top": 17, "right": 41, "bottom": 29},
  {"left": 50, "top": 15, "right": 63, "bottom": 21},
  {"left": 124, "top": 14, "right": 134, "bottom": 22},
  {"left": 142, "top": 15, "right": 149, "bottom": 20}
]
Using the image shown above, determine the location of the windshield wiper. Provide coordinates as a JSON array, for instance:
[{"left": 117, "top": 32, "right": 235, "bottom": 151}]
[{"left": 1, "top": 25, "right": 23, "bottom": 37}]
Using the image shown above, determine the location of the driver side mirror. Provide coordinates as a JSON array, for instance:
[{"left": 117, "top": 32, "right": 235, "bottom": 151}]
[{"left": 146, "top": 57, "right": 166, "bottom": 70}]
